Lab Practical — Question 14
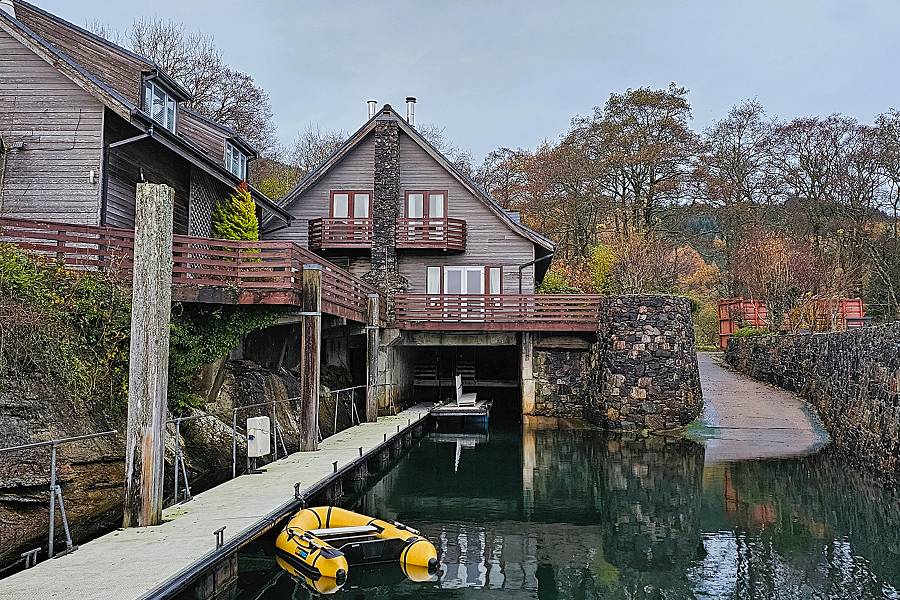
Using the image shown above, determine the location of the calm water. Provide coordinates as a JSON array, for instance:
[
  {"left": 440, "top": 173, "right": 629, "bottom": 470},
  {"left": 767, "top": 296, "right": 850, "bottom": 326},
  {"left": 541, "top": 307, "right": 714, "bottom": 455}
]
[{"left": 227, "top": 422, "right": 900, "bottom": 599}]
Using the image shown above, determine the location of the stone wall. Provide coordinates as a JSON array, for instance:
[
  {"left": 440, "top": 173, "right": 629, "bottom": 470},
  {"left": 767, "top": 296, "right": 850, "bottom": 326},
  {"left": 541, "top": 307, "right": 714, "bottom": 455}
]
[
  {"left": 726, "top": 324, "right": 900, "bottom": 475},
  {"left": 594, "top": 295, "right": 703, "bottom": 431},
  {"left": 530, "top": 295, "right": 703, "bottom": 431},
  {"left": 532, "top": 346, "right": 596, "bottom": 418}
]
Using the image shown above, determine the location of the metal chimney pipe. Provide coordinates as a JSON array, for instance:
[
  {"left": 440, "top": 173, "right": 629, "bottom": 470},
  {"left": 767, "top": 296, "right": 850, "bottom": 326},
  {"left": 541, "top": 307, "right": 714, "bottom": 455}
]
[
  {"left": 367, "top": 100, "right": 377, "bottom": 119},
  {"left": 0, "top": 0, "right": 15, "bottom": 17},
  {"left": 405, "top": 97, "right": 416, "bottom": 127}
]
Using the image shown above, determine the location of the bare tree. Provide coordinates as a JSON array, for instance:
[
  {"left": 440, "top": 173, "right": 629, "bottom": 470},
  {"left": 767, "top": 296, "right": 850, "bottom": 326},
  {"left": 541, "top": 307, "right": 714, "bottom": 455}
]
[
  {"left": 289, "top": 126, "right": 347, "bottom": 179},
  {"left": 416, "top": 123, "right": 475, "bottom": 177},
  {"left": 475, "top": 147, "right": 528, "bottom": 209},
  {"left": 88, "top": 18, "right": 278, "bottom": 155},
  {"left": 695, "top": 100, "right": 780, "bottom": 294}
]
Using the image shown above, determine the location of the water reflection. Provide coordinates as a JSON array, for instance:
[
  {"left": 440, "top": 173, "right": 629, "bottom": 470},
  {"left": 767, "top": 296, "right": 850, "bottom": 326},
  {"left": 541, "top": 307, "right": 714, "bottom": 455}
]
[{"left": 227, "top": 421, "right": 900, "bottom": 599}]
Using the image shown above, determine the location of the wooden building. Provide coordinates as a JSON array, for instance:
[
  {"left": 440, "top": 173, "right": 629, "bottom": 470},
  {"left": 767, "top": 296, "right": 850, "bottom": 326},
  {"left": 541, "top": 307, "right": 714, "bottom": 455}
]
[{"left": 0, "top": 0, "right": 291, "bottom": 233}]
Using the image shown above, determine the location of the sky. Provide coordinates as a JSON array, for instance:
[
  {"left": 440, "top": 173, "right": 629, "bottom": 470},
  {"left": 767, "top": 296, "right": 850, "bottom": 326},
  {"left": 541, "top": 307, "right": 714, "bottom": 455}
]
[{"left": 38, "top": 0, "right": 900, "bottom": 161}]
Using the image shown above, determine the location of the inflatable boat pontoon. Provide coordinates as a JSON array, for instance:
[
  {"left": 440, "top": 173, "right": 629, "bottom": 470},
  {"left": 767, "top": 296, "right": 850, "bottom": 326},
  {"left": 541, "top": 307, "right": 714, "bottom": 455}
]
[{"left": 275, "top": 506, "right": 438, "bottom": 587}]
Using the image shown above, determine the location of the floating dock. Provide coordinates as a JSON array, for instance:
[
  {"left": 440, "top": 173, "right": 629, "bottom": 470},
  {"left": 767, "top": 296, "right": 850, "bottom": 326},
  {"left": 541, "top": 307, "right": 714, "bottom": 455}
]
[
  {"left": 0, "top": 404, "right": 433, "bottom": 600},
  {"left": 430, "top": 399, "right": 493, "bottom": 419}
]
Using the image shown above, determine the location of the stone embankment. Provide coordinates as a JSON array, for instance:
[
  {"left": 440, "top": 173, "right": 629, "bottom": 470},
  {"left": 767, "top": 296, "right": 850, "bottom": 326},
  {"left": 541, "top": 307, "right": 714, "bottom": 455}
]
[
  {"left": 726, "top": 324, "right": 900, "bottom": 476},
  {"left": 531, "top": 295, "right": 703, "bottom": 431}
]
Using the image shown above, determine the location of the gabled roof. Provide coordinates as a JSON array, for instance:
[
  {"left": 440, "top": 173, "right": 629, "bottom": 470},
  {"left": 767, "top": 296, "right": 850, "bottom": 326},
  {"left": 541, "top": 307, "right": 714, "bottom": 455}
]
[
  {"left": 0, "top": 3, "right": 288, "bottom": 223},
  {"left": 180, "top": 106, "right": 258, "bottom": 158},
  {"left": 274, "top": 105, "right": 555, "bottom": 252}
]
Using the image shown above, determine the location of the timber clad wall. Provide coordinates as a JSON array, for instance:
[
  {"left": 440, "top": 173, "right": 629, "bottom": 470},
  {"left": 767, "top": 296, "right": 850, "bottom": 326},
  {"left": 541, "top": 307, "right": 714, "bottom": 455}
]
[
  {"left": 104, "top": 111, "right": 190, "bottom": 234},
  {"left": 268, "top": 130, "right": 537, "bottom": 292},
  {"left": 0, "top": 28, "right": 103, "bottom": 224},
  {"left": 267, "top": 135, "right": 375, "bottom": 279},
  {"left": 15, "top": 2, "right": 145, "bottom": 105},
  {"left": 397, "top": 133, "right": 535, "bottom": 293}
]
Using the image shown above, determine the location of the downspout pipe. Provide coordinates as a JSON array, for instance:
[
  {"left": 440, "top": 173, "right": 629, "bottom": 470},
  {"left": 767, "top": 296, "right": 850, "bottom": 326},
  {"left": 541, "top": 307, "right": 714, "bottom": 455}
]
[{"left": 100, "top": 126, "right": 153, "bottom": 225}]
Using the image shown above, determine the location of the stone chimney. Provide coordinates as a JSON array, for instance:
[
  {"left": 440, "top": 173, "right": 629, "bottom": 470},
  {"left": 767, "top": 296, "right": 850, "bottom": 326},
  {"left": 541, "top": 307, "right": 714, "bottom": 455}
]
[{"left": 365, "top": 105, "right": 408, "bottom": 309}]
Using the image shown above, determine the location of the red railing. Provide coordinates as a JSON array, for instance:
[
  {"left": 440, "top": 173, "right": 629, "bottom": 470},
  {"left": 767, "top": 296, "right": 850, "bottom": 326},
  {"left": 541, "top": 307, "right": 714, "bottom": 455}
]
[
  {"left": 396, "top": 218, "right": 466, "bottom": 251},
  {"left": 0, "top": 218, "right": 381, "bottom": 324},
  {"left": 308, "top": 218, "right": 372, "bottom": 250},
  {"left": 393, "top": 294, "right": 602, "bottom": 331}
]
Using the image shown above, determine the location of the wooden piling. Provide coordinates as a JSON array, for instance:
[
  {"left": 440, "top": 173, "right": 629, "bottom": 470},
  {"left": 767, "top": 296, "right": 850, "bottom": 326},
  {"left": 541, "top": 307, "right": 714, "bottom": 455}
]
[
  {"left": 300, "top": 265, "right": 322, "bottom": 452},
  {"left": 521, "top": 332, "right": 535, "bottom": 415},
  {"left": 123, "top": 183, "right": 174, "bottom": 528},
  {"left": 365, "top": 294, "right": 380, "bottom": 423}
]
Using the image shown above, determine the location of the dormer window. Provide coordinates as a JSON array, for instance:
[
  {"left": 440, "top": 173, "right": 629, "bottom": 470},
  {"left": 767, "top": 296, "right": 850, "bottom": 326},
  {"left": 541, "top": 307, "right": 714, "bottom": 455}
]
[
  {"left": 225, "top": 142, "right": 247, "bottom": 180},
  {"left": 143, "top": 80, "right": 176, "bottom": 132}
]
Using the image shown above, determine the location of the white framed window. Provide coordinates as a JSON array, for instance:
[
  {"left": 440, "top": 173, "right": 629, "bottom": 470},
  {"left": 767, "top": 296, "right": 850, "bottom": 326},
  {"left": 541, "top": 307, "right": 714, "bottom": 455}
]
[
  {"left": 225, "top": 142, "right": 247, "bottom": 180},
  {"left": 143, "top": 80, "right": 177, "bottom": 132}
]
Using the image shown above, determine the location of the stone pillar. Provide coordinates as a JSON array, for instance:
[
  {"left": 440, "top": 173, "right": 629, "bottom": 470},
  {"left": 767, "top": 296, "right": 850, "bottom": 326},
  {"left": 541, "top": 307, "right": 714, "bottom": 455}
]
[
  {"left": 300, "top": 264, "right": 322, "bottom": 451},
  {"left": 364, "top": 108, "right": 407, "bottom": 313},
  {"left": 521, "top": 332, "right": 535, "bottom": 415},
  {"left": 123, "top": 183, "right": 174, "bottom": 528},
  {"left": 365, "top": 294, "right": 380, "bottom": 422}
]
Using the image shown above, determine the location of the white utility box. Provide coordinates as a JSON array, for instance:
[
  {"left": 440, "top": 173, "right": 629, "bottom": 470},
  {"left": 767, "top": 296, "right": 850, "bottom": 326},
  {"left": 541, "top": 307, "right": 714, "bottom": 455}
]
[{"left": 247, "top": 416, "right": 271, "bottom": 458}]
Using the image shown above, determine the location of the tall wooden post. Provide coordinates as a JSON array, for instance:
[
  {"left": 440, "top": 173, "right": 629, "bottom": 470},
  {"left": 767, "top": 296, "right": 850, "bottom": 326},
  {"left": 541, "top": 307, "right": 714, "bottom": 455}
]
[
  {"left": 300, "top": 264, "right": 322, "bottom": 451},
  {"left": 365, "top": 294, "right": 380, "bottom": 423},
  {"left": 520, "top": 332, "right": 535, "bottom": 416},
  {"left": 123, "top": 183, "right": 174, "bottom": 528}
]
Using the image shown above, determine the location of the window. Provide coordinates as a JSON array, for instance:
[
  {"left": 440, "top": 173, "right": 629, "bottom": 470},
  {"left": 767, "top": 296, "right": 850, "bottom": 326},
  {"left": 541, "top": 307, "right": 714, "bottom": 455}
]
[
  {"left": 142, "top": 80, "right": 177, "bottom": 132},
  {"left": 442, "top": 266, "right": 484, "bottom": 295},
  {"left": 488, "top": 267, "right": 502, "bottom": 295},
  {"left": 330, "top": 191, "right": 370, "bottom": 219},
  {"left": 225, "top": 142, "right": 247, "bottom": 180},
  {"left": 404, "top": 190, "right": 447, "bottom": 218}
]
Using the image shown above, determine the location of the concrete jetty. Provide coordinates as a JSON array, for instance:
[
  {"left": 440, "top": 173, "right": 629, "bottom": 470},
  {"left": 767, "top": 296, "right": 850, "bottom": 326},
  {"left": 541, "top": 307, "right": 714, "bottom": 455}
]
[
  {"left": 0, "top": 404, "right": 433, "bottom": 600},
  {"left": 694, "top": 353, "right": 829, "bottom": 462}
]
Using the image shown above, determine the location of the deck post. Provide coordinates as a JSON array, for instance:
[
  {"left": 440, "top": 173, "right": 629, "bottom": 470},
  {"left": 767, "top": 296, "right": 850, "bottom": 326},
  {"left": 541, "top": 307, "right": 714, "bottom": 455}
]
[
  {"left": 365, "top": 294, "right": 380, "bottom": 423},
  {"left": 300, "top": 264, "right": 322, "bottom": 451},
  {"left": 521, "top": 332, "right": 535, "bottom": 415},
  {"left": 123, "top": 183, "right": 174, "bottom": 528}
]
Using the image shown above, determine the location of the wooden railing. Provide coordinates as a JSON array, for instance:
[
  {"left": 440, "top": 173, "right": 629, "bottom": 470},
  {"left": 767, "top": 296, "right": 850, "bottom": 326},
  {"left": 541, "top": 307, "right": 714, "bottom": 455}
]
[
  {"left": 396, "top": 218, "right": 466, "bottom": 251},
  {"left": 393, "top": 294, "right": 602, "bottom": 331},
  {"left": 308, "top": 218, "right": 372, "bottom": 250},
  {"left": 0, "top": 218, "right": 381, "bottom": 323}
]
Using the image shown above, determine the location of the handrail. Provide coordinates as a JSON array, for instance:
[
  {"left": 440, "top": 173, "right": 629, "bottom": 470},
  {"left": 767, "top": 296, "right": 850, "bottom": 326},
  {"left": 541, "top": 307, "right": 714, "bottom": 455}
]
[
  {"left": 0, "top": 429, "right": 119, "bottom": 561},
  {"left": 0, "top": 430, "right": 119, "bottom": 453}
]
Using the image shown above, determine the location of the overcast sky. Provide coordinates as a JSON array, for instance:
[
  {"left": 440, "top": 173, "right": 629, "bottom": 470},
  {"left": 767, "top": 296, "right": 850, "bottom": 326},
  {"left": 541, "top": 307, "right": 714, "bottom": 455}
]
[{"left": 39, "top": 0, "right": 900, "bottom": 160}]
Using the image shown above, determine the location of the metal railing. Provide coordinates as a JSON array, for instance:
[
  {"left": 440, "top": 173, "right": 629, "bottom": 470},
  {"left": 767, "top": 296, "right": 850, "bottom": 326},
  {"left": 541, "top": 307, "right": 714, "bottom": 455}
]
[
  {"left": 165, "top": 414, "right": 212, "bottom": 505},
  {"left": 0, "top": 430, "right": 118, "bottom": 562}
]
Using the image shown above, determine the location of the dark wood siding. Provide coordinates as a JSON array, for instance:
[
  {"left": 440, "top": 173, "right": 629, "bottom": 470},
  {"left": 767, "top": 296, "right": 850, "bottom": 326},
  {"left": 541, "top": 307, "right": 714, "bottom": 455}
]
[
  {"left": 0, "top": 28, "right": 103, "bottom": 224},
  {"left": 397, "top": 132, "right": 535, "bottom": 293},
  {"left": 14, "top": 2, "right": 146, "bottom": 105},
  {"left": 177, "top": 111, "right": 227, "bottom": 163},
  {"left": 104, "top": 110, "right": 190, "bottom": 234}
]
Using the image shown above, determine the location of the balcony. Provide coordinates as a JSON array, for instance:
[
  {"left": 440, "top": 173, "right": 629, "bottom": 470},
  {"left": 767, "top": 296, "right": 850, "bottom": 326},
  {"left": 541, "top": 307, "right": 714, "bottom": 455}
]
[
  {"left": 396, "top": 218, "right": 466, "bottom": 252},
  {"left": 393, "top": 294, "right": 602, "bottom": 331},
  {"left": 308, "top": 218, "right": 372, "bottom": 251}
]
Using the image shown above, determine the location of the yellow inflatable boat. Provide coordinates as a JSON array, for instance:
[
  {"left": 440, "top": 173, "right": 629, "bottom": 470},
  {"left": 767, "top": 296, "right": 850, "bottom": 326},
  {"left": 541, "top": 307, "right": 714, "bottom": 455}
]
[{"left": 275, "top": 506, "right": 438, "bottom": 586}]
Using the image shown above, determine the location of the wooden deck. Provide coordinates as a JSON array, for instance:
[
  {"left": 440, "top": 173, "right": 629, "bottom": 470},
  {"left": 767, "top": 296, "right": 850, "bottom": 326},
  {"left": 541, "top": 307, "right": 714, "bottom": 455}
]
[
  {"left": 394, "top": 293, "right": 602, "bottom": 332},
  {"left": 0, "top": 218, "right": 602, "bottom": 332},
  {"left": 0, "top": 218, "right": 380, "bottom": 324}
]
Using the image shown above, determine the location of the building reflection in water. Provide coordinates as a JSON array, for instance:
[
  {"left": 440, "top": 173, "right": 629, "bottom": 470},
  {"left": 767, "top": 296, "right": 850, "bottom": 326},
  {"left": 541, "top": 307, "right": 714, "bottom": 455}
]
[{"left": 229, "top": 419, "right": 900, "bottom": 599}]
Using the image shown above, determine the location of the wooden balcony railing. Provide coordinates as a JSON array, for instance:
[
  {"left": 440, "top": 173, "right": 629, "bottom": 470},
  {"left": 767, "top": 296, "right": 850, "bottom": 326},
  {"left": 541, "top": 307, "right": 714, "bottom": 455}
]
[
  {"left": 396, "top": 218, "right": 466, "bottom": 251},
  {"left": 0, "top": 218, "right": 382, "bottom": 324},
  {"left": 393, "top": 294, "right": 602, "bottom": 331},
  {"left": 308, "top": 218, "right": 372, "bottom": 250}
]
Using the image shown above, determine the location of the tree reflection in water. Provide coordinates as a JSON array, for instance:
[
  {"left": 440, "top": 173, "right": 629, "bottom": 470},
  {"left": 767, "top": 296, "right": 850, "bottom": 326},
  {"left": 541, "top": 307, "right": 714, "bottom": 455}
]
[{"left": 221, "top": 421, "right": 900, "bottom": 600}]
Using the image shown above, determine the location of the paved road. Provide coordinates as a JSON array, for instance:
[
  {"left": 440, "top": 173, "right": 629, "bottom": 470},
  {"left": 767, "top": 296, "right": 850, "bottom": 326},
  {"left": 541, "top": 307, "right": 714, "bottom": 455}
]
[{"left": 694, "top": 353, "right": 829, "bottom": 462}]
